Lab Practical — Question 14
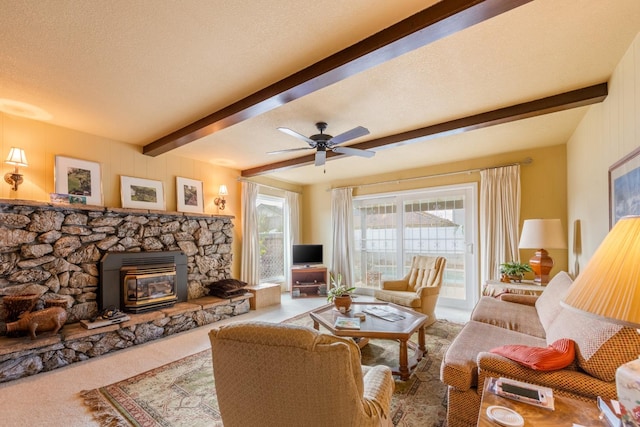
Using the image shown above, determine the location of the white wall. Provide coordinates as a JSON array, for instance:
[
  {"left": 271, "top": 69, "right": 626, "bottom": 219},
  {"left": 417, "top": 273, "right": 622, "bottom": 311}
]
[{"left": 567, "top": 32, "right": 640, "bottom": 273}]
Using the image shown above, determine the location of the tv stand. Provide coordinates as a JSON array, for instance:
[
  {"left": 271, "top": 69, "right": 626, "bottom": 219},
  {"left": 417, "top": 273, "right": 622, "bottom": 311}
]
[{"left": 291, "top": 266, "right": 327, "bottom": 298}]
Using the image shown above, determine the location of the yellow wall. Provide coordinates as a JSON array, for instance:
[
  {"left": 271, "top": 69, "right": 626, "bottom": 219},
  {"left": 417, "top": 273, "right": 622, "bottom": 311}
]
[
  {"left": 17, "top": 23, "right": 640, "bottom": 285},
  {"left": 301, "top": 144, "right": 568, "bottom": 286},
  {"left": 0, "top": 113, "right": 242, "bottom": 278},
  {"left": 567, "top": 32, "right": 640, "bottom": 274}
]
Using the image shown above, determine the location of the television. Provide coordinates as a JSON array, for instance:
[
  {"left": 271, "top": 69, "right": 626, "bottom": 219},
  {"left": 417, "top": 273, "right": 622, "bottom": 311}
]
[{"left": 292, "top": 244, "right": 323, "bottom": 266}]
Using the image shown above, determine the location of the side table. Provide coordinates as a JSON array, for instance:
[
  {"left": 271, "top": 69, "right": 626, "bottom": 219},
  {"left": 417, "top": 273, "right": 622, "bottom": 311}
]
[
  {"left": 477, "top": 377, "right": 606, "bottom": 426},
  {"left": 482, "top": 279, "right": 546, "bottom": 297},
  {"left": 244, "top": 283, "right": 281, "bottom": 310}
]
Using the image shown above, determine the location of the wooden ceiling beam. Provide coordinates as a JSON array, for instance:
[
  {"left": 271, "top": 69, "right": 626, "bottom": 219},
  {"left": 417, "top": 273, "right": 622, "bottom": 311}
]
[
  {"left": 143, "top": 0, "right": 533, "bottom": 157},
  {"left": 240, "top": 83, "right": 608, "bottom": 177}
]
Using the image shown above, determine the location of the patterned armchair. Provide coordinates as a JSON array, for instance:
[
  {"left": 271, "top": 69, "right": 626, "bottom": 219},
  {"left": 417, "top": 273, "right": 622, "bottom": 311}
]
[
  {"left": 374, "top": 255, "right": 446, "bottom": 327},
  {"left": 209, "top": 321, "right": 394, "bottom": 427}
]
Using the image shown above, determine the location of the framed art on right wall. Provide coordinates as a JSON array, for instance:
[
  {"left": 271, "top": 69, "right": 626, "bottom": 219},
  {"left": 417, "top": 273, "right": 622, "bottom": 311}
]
[{"left": 609, "top": 145, "right": 640, "bottom": 228}]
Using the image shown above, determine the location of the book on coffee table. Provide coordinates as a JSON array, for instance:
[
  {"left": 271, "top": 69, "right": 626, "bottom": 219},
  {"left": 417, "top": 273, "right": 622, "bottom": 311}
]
[
  {"left": 334, "top": 317, "right": 361, "bottom": 329},
  {"left": 363, "top": 306, "right": 405, "bottom": 322}
]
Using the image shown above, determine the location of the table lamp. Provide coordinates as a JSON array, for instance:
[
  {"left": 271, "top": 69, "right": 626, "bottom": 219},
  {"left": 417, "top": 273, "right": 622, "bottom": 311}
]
[
  {"left": 562, "top": 215, "right": 640, "bottom": 426},
  {"left": 518, "top": 219, "right": 567, "bottom": 284}
]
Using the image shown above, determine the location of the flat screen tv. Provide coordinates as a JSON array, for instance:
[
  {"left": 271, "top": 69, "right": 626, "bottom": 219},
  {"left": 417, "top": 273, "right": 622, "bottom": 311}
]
[{"left": 292, "top": 244, "right": 323, "bottom": 266}]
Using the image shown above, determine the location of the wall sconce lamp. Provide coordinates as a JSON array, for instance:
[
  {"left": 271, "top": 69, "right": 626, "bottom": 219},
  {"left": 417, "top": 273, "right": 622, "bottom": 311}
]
[
  {"left": 214, "top": 185, "right": 228, "bottom": 211},
  {"left": 4, "top": 147, "right": 28, "bottom": 191}
]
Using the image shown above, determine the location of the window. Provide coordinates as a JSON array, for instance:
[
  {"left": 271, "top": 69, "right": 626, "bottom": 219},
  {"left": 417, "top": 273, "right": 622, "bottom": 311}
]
[
  {"left": 353, "top": 184, "right": 478, "bottom": 309},
  {"left": 257, "top": 194, "right": 285, "bottom": 282}
]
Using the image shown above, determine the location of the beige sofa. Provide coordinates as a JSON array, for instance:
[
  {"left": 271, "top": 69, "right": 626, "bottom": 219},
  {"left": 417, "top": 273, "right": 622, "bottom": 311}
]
[{"left": 440, "top": 271, "right": 640, "bottom": 427}]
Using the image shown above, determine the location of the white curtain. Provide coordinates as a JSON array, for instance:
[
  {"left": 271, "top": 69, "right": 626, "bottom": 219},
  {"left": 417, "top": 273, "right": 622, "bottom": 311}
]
[
  {"left": 480, "top": 165, "right": 521, "bottom": 283},
  {"left": 241, "top": 181, "right": 260, "bottom": 285},
  {"left": 331, "top": 188, "right": 355, "bottom": 287},
  {"left": 284, "top": 191, "right": 300, "bottom": 290}
]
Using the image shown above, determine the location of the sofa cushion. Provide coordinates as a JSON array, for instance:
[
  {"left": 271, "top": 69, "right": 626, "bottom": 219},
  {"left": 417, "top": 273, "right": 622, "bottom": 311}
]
[
  {"left": 471, "top": 296, "right": 546, "bottom": 338},
  {"left": 441, "top": 320, "right": 545, "bottom": 391},
  {"left": 535, "top": 271, "right": 573, "bottom": 333},
  {"left": 546, "top": 308, "right": 640, "bottom": 382},
  {"left": 490, "top": 338, "right": 575, "bottom": 371}
]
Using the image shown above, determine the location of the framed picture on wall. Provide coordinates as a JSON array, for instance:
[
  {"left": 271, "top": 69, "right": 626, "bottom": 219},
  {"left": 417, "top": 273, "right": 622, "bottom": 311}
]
[
  {"left": 609, "top": 145, "right": 640, "bottom": 228},
  {"left": 54, "top": 156, "right": 103, "bottom": 206},
  {"left": 120, "top": 176, "right": 166, "bottom": 210},
  {"left": 176, "top": 177, "right": 204, "bottom": 213}
]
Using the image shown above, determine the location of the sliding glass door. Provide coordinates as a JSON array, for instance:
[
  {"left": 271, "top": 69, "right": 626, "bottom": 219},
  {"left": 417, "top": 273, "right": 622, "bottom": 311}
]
[{"left": 353, "top": 183, "right": 478, "bottom": 310}]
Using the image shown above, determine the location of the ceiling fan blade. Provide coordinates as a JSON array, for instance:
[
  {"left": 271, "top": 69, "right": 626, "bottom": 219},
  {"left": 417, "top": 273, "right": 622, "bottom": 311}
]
[
  {"left": 267, "top": 147, "right": 315, "bottom": 155},
  {"left": 315, "top": 150, "right": 326, "bottom": 167},
  {"left": 327, "top": 126, "right": 369, "bottom": 146},
  {"left": 277, "top": 127, "right": 317, "bottom": 147},
  {"left": 332, "top": 146, "right": 375, "bottom": 158}
]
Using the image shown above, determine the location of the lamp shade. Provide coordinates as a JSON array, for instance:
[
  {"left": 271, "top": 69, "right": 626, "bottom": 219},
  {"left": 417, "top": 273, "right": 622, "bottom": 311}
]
[
  {"left": 218, "top": 185, "right": 228, "bottom": 196},
  {"left": 561, "top": 215, "right": 640, "bottom": 329},
  {"left": 518, "top": 219, "right": 567, "bottom": 249},
  {"left": 4, "top": 147, "right": 28, "bottom": 167}
]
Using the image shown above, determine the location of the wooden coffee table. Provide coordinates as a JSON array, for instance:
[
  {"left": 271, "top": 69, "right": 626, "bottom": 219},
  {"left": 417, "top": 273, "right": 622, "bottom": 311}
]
[{"left": 310, "top": 302, "right": 428, "bottom": 380}]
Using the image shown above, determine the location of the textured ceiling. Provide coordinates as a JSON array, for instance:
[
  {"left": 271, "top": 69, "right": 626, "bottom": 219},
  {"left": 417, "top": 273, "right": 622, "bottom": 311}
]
[{"left": 2, "top": 0, "right": 640, "bottom": 185}]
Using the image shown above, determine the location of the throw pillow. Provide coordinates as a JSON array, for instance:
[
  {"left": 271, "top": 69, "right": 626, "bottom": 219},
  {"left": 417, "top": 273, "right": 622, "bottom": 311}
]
[
  {"left": 490, "top": 338, "right": 575, "bottom": 371},
  {"left": 209, "top": 278, "right": 248, "bottom": 298}
]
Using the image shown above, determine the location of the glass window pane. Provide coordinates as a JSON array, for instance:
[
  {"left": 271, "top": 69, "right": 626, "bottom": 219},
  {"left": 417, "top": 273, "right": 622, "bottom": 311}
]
[
  {"left": 257, "top": 195, "right": 285, "bottom": 282},
  {"left": 353, "top": 198, "right": 398, "bottom": 289},
  {"left": 402, "top": 195, "right": 466, "bottom": 301},
  {"left": 353, "top": 189, "right": 471, "bottom": 304}
]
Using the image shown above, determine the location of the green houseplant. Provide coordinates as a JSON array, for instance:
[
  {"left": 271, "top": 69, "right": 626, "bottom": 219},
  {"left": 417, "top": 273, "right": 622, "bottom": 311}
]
[
  {"left": 499, "top": 261, "right": 532, "bottom": 282},
  {"left": 326, "top": 274, "right": 355, "bottom": 311}
]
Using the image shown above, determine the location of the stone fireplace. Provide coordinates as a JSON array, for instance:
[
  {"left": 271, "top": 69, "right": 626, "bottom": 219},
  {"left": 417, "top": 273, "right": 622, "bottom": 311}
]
[
  {"left": 0, "top": 199, "right": 250, "bottom": 383},
  {"left": 0, "top": 199, "right": 234, "bottom": 326}
]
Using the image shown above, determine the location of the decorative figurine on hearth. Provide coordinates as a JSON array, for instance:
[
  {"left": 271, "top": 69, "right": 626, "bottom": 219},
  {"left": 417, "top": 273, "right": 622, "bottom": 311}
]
[{"left": 5, "top": 307, "right": 67, "bottom": 340}]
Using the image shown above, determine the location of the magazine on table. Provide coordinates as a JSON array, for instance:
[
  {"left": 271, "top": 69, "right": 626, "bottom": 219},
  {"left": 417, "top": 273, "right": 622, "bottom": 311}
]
[
  {"left": 363, "top": 306, "right": 405, "bottom": 322},
  {"left": 334, "top": 317, "right": 361, "bottom": 329},
  {"left": 487, "top": 377, "right": 555, "bottom": 410}
]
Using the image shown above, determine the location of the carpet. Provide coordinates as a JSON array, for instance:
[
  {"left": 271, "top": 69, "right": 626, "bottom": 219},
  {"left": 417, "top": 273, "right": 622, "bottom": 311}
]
[{"left": 81, "top": 315, "right": 462, "bottom": 427}]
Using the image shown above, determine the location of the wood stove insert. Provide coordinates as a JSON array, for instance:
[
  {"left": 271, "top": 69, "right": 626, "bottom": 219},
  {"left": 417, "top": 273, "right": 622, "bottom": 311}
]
[{"left": 100, "top": 251, "right": 188, "bottom": 313}]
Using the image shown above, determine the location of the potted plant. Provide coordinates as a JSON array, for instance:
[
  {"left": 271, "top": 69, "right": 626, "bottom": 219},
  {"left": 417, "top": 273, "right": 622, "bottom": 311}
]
[
  {"left": 499, "top": 261, "right": 533, "bottom": 283},
  {"left": 326, "top": 273, "right": 355, "bottom": 311}
]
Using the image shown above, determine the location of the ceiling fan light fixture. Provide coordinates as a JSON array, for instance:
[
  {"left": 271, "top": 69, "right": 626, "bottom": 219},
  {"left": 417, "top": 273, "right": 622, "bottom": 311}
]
[{"left": 271, "top": 121, "right": 373, "bottom": 168}]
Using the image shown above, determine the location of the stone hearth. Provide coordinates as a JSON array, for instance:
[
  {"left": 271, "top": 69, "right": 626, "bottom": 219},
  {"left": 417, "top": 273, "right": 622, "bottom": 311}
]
[
  {"left": 0, "top": 295, "right": 250, "bottom": 383},
  {"left": 0, "top": 198, "right": 243, "bottom": 383}
]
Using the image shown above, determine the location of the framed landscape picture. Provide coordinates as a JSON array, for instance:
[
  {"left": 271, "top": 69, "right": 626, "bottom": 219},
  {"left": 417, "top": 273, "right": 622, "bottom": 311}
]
[
  {"left": 609, "top": 146, "right": 640, "bottom": 228},
  {"left": 176, "top": 177, "right": 204, "bottom": 213},
  {"left": 120, "top": 176, "right": 165, "bottom": 210},
  {"left": 54, "top": 156, "right": 103, "bottom": 206}
]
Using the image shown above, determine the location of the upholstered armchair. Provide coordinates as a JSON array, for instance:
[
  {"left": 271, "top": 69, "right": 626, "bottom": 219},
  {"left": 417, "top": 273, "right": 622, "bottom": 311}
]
[
  {"left": 209, "top": 321, "right": 395, "bottom": 427},
  {"left": 374, "top": 255, "right": 446, "bottom": 327}
]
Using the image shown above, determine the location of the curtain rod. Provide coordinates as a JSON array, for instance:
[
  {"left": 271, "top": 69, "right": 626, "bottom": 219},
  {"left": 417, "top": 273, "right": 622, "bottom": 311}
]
[
  {"left": 236, "top": 177, "right": 302, "bottom": 194},
  {"left": 330, "top": 157, "right": 533, "bottom": 191}
]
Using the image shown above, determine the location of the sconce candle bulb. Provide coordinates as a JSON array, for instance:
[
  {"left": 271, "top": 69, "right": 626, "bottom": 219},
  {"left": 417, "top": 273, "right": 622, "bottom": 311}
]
[
  {"left": 214, "top": 184, "right": 228, "bottom": 211},
  {"left": 4, "top": 147, "right": 28, "bottom": 191}
]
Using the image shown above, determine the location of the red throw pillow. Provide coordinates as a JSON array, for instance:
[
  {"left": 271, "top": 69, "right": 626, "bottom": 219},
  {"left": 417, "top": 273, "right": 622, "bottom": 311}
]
[{"left": 490, "top": 339, "right": 575, "bottom": 371}]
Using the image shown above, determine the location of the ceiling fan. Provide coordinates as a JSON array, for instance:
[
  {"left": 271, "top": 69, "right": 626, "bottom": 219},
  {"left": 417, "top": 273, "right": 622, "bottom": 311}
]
[{"left": 268, "top": 122, "right": 375, "bottom": 167}]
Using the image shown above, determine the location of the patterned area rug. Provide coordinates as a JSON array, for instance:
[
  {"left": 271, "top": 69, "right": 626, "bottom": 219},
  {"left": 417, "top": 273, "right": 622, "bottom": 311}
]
[{"left": 81, "top": 314, "right": 462, "bottom": 427}]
